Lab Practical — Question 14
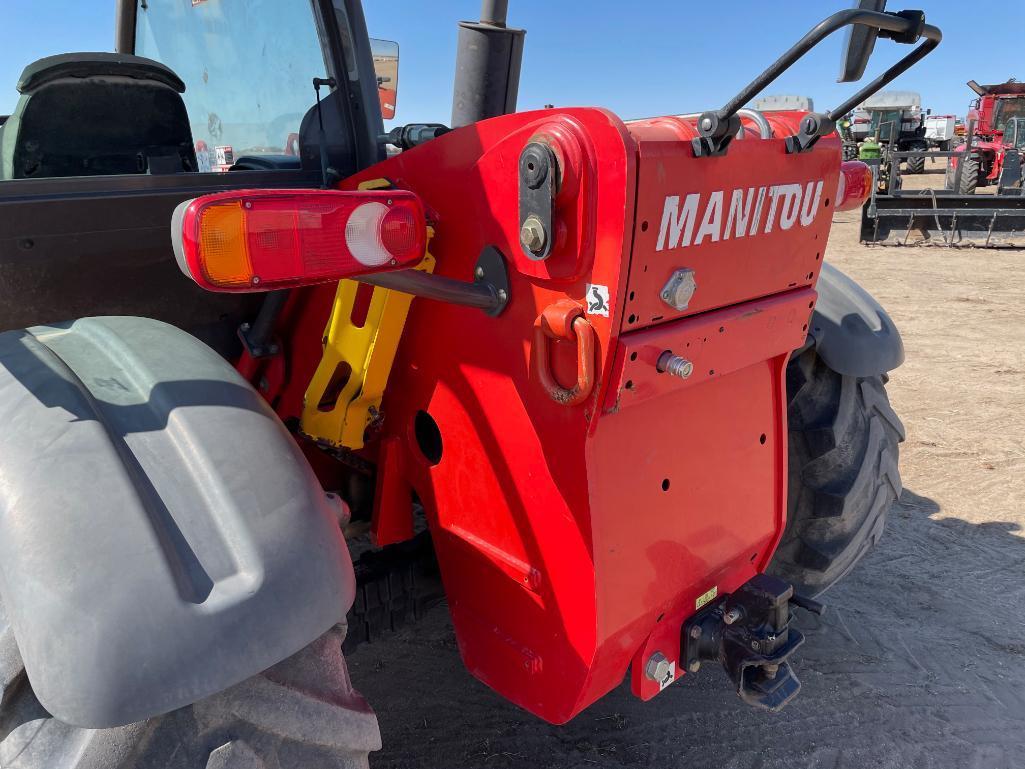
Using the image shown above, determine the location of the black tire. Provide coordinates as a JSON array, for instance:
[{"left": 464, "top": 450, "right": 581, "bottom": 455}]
[
  {"left": 0, "top": 603, "right": 380, "bottom": 769},
  {"left": 768, "top": 348, "right": 905, "bottom": 597},
  {"left": 905, "top": 143, "right": 927, "bottom": 174},
  {"left": 946, "top": 153, "right": 980, "bottom": 194}
]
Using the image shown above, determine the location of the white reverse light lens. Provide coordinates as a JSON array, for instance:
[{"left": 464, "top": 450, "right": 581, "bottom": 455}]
[{"left": 345, "top": 201, "right": 390, "bottom": 266}]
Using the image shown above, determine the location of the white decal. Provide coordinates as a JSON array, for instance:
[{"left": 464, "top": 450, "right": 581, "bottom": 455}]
[
  {"left": 777, "top": 183, "right": 803, "bottom": 231},
  {"left": 749, "top": 187, "right": 768, "bottom": 236},
  {"left": 763, "top": 186, "right": 783, "bottom": 234},
  {"left": 656, "top": 178, "right": 826, "bottom": 251},
  {"left": 656, "top": 193, "right": 700, "bottom": 251},
  {"left": 585, "top": 284, "right": 610, "bottom": 317},
  {"left": 725, "top": 187, "right": 755, "bottom": 240},
  {"left": 800, "top": 180, "right": 824, "bottom": 226},
  {"left": 658, "top": 660, "right": 676, "bottom": 691},
  {"left": 694, "top": 190, "right": 724, "bottom": 246}
]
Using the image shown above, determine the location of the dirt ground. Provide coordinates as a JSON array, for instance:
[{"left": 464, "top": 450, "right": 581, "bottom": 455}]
[{"left": 347, "top": 163, "right": 1025, "bottom": 769}]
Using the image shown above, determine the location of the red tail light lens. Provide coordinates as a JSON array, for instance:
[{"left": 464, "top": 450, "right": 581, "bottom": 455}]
[
  {"left": 835, "top": 161, "right": 873, "bottom": 212},
  {"left": 172, "top": 189, "right": 427, "bottom": 292},
  {"left": 379, "top": 205, "right": 420, "bottom": 261}
]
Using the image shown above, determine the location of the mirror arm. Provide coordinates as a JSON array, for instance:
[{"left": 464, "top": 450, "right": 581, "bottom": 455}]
[
  {"left": 692, "top": 9, "right": 941, "bottom": 157},
  {"left": 788, "top": 25, "right": 940, "bottom": 154},
  {"left": 826, "top": 27, "right": 941, "bottom": 124}
]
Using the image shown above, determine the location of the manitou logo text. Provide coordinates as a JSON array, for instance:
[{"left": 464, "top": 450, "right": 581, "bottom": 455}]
[{"left": 655, "top": 180, "right": 825, "bottom": 251}]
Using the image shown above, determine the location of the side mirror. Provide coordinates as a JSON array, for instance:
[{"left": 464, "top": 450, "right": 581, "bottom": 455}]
[
  {"left": 371, "top": 38, "right": 399, "bottom": 120},
  {"left": 838, "top": 0, "right": 888, "bottom": 83}
]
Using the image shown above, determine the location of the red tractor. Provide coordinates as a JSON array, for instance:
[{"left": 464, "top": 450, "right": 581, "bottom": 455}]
[
  {"left": 0, "top": 1, "right": 937, "bottom": 766},
  {"left": 947, "top": 79, "right": 1025, "bottom": 193}
]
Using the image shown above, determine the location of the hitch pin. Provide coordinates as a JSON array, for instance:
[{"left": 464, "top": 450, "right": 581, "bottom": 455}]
[
  {"left": 789, "top": 592, "right": 826, "bottom": 616},
  {"left": 656, "top": 351, "right": 693, "bottom": 379}
]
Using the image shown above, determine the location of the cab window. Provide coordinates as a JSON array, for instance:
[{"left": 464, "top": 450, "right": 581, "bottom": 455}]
[
  {"left": 135, "top": 0, "right": 331, "bottom": 170},
  {"left": 992, "top": 98, "right": 1025, "bottom": 132}
]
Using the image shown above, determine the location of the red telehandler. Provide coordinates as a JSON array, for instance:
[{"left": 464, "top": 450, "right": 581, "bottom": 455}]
[{"left": 0, "top": 1, "right": 936, "bottom": 766}]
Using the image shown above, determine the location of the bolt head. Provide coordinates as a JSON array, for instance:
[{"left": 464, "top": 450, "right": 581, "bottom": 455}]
[
  {"left": 688, "top": 660, "right": 701, "bottom": 673},
  {"left": 660, "top": 269, "right": 697, "bottom": 311},
  {"left": 520, "top": 216, "right": 548, "bottom": 254},
  {"left": 689, "top": 625, "right": 702, "bottom": 640},
  {"left": 644, "top": 652, "right": 672, "bottom": 684},
  {"left": 724, "top": 607, "right": 742, "bottom": 625},
  {"left": 475, "top": 266, "right": 485, "bottom": 279}
]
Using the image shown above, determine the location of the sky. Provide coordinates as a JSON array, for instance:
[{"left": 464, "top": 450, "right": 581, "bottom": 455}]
[{"left": 2, "top": 1, "right": 1022, "bottom": 122}]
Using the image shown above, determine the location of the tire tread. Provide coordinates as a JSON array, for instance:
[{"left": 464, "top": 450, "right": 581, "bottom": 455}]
[{"left": 770, "top": 349, "right": 904, "bottom": 596}]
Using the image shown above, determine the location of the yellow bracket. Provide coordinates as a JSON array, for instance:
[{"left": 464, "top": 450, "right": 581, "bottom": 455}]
[{"left": 301, "top": 178, "right": 434, "bottom": 450}]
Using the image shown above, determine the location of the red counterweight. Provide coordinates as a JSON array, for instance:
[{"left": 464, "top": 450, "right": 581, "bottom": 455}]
[{"left": 270, "top": 108, "right": 839, "bottom": 723}]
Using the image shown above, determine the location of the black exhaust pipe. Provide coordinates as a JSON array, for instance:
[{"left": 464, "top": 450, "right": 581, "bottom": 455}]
[{"left": 450, "top": 0, "right": 525, "bottom": 127}]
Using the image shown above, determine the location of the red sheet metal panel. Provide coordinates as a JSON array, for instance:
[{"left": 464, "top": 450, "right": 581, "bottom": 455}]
[
  {"left": 594, "top": 288, "right": 814, "bottom": 701},
  {"left": 622, "top": 116, "right": 838, "bottom": 331},
  {"left": 265, "top": 108, "right": 839, "bottom": 723}
]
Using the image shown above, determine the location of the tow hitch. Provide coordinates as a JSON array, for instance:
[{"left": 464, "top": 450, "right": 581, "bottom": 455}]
[{"left": 681, "top": 574, "right": 824, "bottom": 712}]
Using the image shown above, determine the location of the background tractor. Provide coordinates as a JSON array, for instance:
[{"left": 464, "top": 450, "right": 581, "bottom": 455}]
[
  {"left": 863, "top": 78, "right": 1025, "bottom": 247},
  {"left": 946, "top": 79, "right": 1025, "bottom": 194},
  {"left": 849, "top": 90, "right": 930, "bottom": 173},
  {"left": 0, "top": 1, "right": 937, "bottom": 767}
]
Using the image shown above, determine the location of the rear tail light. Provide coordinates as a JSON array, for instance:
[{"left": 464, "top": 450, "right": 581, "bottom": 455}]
[
  {"left": 835, "top": 161, "right": 873, "bottom": 212},
  {"left": 172, "top": 189, "right": 427, "bottom": 292}
]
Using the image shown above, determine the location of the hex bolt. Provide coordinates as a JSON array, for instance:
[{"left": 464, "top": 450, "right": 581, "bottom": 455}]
[
  {"left": 657, "top": 351, "right": 694, "bottom": 380},
  {"left": 723, "top": 607, "right": 743, "bottom": 626},
  {"left": 520, "top": 216, "right": 547, "bottom": 254},
  {"left": 763, "top": 663, "right": 780, "bottom": 679},
  {"left": 475, "top": 266, "right": 485, "bottom": 279},
  {"left": 644, "top": 652, "right": 672, "bottom": 684},
  {"left": 688, "top": 660, "right": 701, "bottom": 674},
  {"left": 689, "top": 625, "right": 702, "bottom": 640}
]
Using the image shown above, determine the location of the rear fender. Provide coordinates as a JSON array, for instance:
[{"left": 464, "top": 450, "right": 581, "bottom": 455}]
[
  {"left": 0, "top": 317, "right": 354, "bottom": 728},
  {"left": 807, "top": 262, "right": 904, "bottom": 377}
]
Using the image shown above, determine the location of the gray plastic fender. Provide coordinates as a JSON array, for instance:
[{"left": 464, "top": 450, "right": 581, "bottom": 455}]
[
  {"left": 0, "top": 317, "right": 354, "bottom": 728},
  {"left": 807, "top": 263, "right": 904, "bottom": 377}
]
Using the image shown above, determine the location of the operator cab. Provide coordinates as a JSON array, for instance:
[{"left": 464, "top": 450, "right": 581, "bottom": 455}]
[
  {"left": 2, "top": 0, "right": 402, "bottom": 181},
  {"left": 0, "top": 0, "right": 392, "bottom": 352}
]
